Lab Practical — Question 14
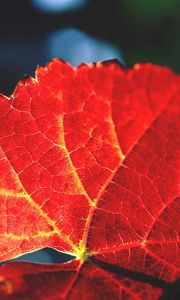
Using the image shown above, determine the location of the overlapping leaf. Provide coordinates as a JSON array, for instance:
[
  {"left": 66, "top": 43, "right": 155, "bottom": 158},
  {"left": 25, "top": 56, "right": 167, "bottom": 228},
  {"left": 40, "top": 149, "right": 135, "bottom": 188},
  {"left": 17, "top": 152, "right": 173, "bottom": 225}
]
[{"left": 0, "top": 59, "right": 179, "bottom": 299}]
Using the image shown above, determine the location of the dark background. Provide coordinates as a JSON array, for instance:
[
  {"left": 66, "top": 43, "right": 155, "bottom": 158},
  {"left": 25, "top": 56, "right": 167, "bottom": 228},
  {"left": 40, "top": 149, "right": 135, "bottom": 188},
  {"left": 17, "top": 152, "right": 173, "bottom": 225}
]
[{"left": 0, "top": 0, "right": 179, "bottom": 263}]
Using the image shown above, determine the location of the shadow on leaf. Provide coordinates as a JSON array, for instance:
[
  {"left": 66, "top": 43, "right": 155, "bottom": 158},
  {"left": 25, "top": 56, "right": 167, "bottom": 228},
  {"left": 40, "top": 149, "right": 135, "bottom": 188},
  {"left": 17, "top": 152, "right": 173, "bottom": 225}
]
[{"left": 92, "top": 258, "right": 179, "bottom": 300}]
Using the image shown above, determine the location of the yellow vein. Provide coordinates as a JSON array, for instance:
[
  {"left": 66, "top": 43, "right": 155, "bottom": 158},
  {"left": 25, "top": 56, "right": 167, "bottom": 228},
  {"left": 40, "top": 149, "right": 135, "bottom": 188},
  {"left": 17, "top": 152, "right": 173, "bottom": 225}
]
[
  {"left": 0, "top": 188, "right": 76, "bottom": 251},
  {"left": 107, "top": 99, "right": 125, "bottom": 160},
  {"left": 78, "top": 104, "right": 126, "bottom": 251},
  {"left": 59, "top": 115, "right": 93, "bottom": 206},
  {"left": 1, "top": 231, "right": 57, "bottom": 241}
]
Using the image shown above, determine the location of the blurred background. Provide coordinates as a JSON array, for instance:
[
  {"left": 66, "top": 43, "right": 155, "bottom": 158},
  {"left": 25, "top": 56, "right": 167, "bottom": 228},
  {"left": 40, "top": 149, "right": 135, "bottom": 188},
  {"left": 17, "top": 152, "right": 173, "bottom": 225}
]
[{"left": 0, "top": 0, "right": 179, "bottom": 263}]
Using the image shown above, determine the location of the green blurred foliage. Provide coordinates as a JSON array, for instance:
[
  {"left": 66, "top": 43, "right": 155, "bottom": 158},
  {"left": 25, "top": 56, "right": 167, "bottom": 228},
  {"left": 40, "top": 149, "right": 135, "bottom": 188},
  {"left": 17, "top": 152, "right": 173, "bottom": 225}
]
[
  {"left": 121, "top": 0, "right": 179, "bottom": 26},
  {"left": 115, "top": 0, "right": 180, "bottom": 71}
]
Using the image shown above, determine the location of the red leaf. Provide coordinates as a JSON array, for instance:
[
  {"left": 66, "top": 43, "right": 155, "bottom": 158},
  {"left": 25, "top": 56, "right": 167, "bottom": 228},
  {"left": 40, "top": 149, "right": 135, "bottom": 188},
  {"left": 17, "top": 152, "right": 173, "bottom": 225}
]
[{"left": 0, "top": 59, "right": 179, "bottom": 299}]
